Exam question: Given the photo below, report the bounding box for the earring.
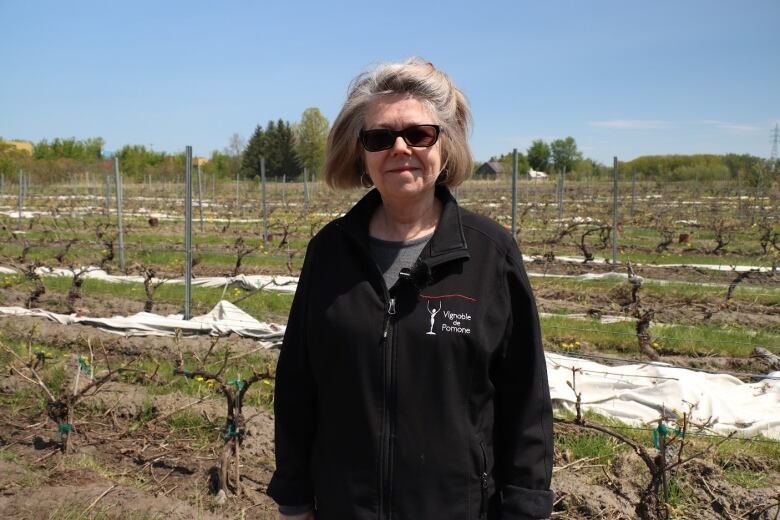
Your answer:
[361,171,374,188]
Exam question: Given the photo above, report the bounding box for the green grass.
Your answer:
[4,270,776,356]
[165,410,215,448]
[541,314,779,357]
[46,502,167,520]
[723,467,769,489]
[717,436,780,472]
[556,428,625,461]
[0,242,306,274]
[2,273,295,323]
[531,274,780,307]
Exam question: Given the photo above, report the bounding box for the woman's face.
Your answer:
[362,95,443,202]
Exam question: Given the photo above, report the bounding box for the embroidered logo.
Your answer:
[426,300,442,335]
[420,293,477,336]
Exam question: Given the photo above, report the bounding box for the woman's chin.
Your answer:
[378,181,434,200]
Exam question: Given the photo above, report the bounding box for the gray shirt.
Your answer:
[369,233,433,289]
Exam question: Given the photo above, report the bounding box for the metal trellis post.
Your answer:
[511,148,518,239]
[114,157,126,271]
[612,157,619,267]
[184,146,193,320]
[261,157,268,246]
[197,162,204,232]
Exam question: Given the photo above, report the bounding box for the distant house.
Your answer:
[474,161,505,180]
[193,157,209,167]
[528,168,548,180]
[0,140,33,155]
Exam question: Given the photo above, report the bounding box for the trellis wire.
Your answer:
[553,417,780,445]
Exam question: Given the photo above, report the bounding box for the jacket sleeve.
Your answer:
[266,236,320,508]
[493,244,554,519]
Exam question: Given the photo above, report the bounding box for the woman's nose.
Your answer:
[391,135,412,154]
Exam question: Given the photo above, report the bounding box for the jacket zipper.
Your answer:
[380,296,396,519]
[479,441,489,519]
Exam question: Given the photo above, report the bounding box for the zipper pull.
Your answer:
[481,472,489,489]
[388,298,396,315]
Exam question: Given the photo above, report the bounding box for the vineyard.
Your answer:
[1,173,779,519]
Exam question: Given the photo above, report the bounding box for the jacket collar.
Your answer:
[338,185,471,271]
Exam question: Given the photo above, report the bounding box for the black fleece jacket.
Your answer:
[267,186,554,519]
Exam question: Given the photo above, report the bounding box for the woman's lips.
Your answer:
[386,166,418,173]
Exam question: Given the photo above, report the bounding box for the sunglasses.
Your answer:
[359,124,441,152]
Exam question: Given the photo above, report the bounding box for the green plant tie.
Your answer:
[35,351,46,362]
[652,422,683,449]
[78,356,90,375]
[228,379,246,391]
[58,423,73,436]
[224,423,240,441]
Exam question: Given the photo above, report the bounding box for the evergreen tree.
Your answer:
[241,125,265,178]
[275,119,302,180]
[241,120,302,180]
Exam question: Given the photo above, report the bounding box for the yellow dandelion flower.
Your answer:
[194,375,205,382]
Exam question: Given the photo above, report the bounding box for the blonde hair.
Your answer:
[324,58,473,189]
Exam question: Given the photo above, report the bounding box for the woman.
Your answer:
[267,58,554,520]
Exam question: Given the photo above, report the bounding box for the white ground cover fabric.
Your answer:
[7,266,299,293]
[0,300,284,343]
[0,301,777,439]
[524,254,774,273]
[547,352,780,440]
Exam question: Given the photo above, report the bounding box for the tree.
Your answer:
[274,119,302,180]
[206,150,234,179]
[33,137,104,161]
[296,107,329,180]
[225,133,245,176]
[550,137,582,174]
[240,120,302,180]
[226,133,245,158]
[496,151,529,176]
[241,125,265,179]
[527,139,551,172]
[115,145,167,180]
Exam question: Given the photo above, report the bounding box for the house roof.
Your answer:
[477,161,505,174]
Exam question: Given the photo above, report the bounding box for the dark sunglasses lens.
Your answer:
[363,130,394,151]
[404,126,438,146]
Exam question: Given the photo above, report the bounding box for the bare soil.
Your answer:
[1,266,779,519]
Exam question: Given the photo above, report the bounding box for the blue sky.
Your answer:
[2,1,778,164]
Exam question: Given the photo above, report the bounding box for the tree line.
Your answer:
[0,107,330,183]
[2,125,776,185]
[484,136,775,184]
